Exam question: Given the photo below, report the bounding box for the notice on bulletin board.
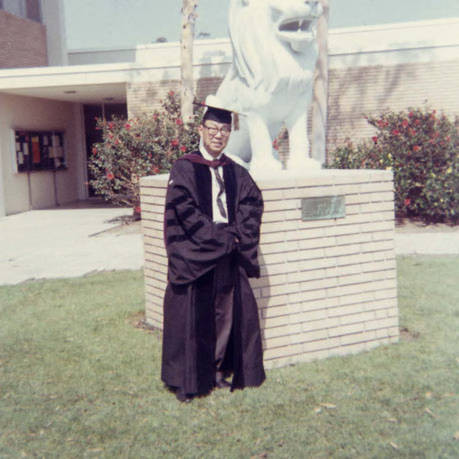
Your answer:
[31,136,41,164]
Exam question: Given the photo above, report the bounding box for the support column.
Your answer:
[0,149,6,217]
[73,103,89,200]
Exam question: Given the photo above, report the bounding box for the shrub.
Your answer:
[88,91,202,219]
[328,108,458,223]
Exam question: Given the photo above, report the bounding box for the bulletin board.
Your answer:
[14,130,66,172]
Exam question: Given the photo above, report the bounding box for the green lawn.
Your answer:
[1,256,458,458]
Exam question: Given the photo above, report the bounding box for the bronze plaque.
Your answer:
[301,196,346,221]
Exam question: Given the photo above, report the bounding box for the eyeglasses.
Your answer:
[203,124,231,137]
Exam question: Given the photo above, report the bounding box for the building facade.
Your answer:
[0,12,457,217]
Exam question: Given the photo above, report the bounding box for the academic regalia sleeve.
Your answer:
[164,161,238,285]
[235,170,264,278]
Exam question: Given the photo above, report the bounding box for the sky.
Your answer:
[63,0,459,50]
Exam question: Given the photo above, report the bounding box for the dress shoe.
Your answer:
[215,378,231,389]
[176,390,193,403]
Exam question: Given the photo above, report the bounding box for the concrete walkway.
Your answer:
[395,231,459,255]
[0,205,143,285]
[0,205,457,285]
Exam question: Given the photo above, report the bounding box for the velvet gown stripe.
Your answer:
[192,161,213,219]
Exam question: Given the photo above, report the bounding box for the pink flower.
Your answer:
[414,119,421,126]
[171,139,179,147]
[180,145,187,152]
[108,122,114,129]
[106,172,114,180]
[92,147,98,155]
[404,198,411,206]
[392,129,400,136]
[272,139,279,150]
[413,145,421,152]
[152,166,160,174]
[408,128,416,136]
[175,118,183,126]
[408,111,414,118]
[168,90,175,97]
[153,114,159,121]
[402,119,409,128]
[135,205,141,214]
[372,136,378,144]
[125,123,131,130]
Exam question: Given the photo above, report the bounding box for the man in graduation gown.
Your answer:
[161,100,266,402]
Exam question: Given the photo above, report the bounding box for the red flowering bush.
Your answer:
[329,107,458,223]
[89,92,202,219]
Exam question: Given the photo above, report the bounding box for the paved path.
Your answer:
[0,206,457,285]
[0,207,143,285]
[395,232,459,255]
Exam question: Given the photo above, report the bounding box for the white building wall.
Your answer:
[68,48,136,65]
[0,142,5,216]
[0,94,82,215]
[41,0,68,65]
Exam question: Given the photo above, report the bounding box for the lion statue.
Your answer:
[216,0,323,173]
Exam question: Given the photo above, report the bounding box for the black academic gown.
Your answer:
[161,152,266,396]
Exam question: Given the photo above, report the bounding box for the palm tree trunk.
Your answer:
[311,0,329,166]
[180,0,198,124]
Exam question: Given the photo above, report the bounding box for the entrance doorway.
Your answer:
[83,103,127,196]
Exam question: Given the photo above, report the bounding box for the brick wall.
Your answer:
[127,81,180,117]
[0,10,47,68]
[328,59,459,149]
[140,169,398,369]
[127,77,223,117]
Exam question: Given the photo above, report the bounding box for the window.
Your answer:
[26,0,41,22]
[15,130,67,172]
[1,0,42,23]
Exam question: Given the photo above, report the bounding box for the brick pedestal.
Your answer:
[140,169,399,369]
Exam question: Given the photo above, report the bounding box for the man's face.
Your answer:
[198,121,231,158]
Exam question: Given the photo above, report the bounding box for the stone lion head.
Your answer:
[228,0,323,92]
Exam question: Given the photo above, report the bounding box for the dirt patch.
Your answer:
[104,221,142,236]
[127,311,158,334]
[92,220,142,237]
[400,326,420,341]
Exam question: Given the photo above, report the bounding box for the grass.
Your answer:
[0,256,458,458]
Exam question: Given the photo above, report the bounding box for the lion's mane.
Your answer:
[218,0,319,112]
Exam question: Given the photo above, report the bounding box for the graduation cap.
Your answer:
[194,95,241,130]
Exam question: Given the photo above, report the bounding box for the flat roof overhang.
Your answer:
[0,63,136,104]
